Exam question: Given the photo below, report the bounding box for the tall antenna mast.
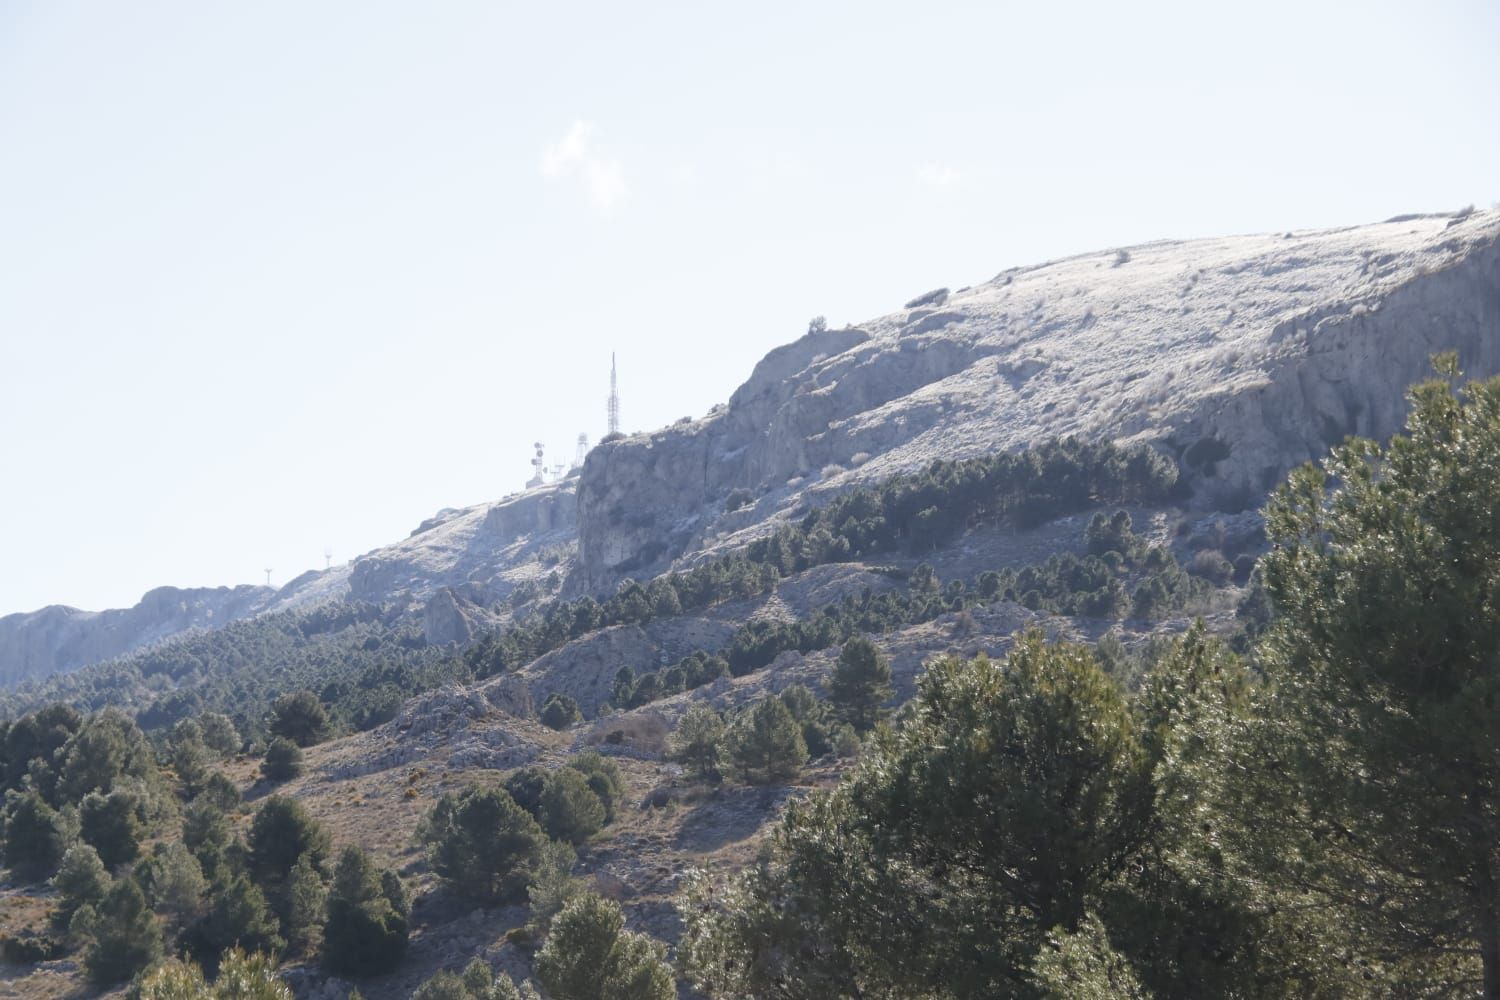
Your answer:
[607,353,620,436]
[324,547,333,571]
[527,442,546,488]
[264,568,273,587]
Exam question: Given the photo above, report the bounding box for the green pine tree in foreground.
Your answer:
[1250,354,1500,995]
[726,697,806,785]
[535,892,675,1000]
[683,358,1500,998]
[826,634,893,732]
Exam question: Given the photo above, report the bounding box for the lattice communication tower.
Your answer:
[607,353,620,435]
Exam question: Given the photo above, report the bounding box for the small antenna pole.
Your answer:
[264,568,273,587]
[607,353,620,435]
[324,547,333,571]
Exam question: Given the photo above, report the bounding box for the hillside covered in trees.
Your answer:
[2,361,1499,997]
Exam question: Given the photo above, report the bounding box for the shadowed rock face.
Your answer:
[576,210,1500,593]
[0,585,274,686]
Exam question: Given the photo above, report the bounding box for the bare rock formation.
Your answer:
[576,210,1500,593]
[0,584,273,686]
[8,209,1497,688]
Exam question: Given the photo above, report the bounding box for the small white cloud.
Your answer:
[539,120,627,213]
[917,163,961,188]
[585,158,627,211]
[540,121,594,178]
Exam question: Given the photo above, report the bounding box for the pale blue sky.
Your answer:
[1,1,1496,615]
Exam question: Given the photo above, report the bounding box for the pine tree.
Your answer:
[417,787,547,902]
[268,690,329,748]
[1,703,81,790]
[1,790,67,881]
[538,769,606,845]
[682,637,1152,998]
[1110,624,1354,997]
[133,955,211,998]
[1258,358,1500,995]
[284,855,326,953]
[57,708,154,801]
[611,667,636,709]
[536,893,619,999]
[726,697,807,785]
[826,635,893,731]
[668,704,725,780]
[136,949,293,998]
[413,966,538,999]
[138,840,208,928]
[183,800,232,881]
[1031,914,1149,1000]
[214,948,295,999]
[566,752,623,823]
[182,874,284,975]
[462,958,497,996]
[540,693,582,730]
[535,893,675,1000]
[199,712,242,757]
[79,787,145,868]
[527,839,581,931]
[173,731,213,797]
[247,796,330,892]
[322,846,408,976]
[503,766,549,817]
[82,878,163,985]
[198,770,242,812]
[909,563,940,594]
[52,843,110,930]
[262,737,304,782]
[600,931,677,999]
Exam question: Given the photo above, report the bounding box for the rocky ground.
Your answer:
[6,210,1494,695]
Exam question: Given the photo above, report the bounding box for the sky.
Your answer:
[1,1,1497,615]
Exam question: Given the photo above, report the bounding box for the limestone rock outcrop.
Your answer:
[7,209,1497,688]
[576,209,1500,593]
[344,479,578,609]
[0,585,273,687]
[422,587,487,646]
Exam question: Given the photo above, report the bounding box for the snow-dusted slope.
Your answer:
[0,479,579,686]
[5,208,1496,687]
[268,477,578,617]
[576,209,1500,590]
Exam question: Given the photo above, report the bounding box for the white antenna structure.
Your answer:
[264,568,273,587]
[527,442,546,488]
[607,353,620,435]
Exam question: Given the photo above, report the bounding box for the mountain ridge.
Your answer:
[573,206,1500,589]
[3,206,1496,689]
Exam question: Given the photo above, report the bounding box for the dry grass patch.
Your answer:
[585,712,669,755]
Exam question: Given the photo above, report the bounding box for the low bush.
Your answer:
[540,693,582,730]
[261,738,303,782]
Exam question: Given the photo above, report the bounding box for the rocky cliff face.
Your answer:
[7,209,1496,688]
[575,209,1500,593]
[0,585,274,687]
[341,478,578,610]
[0,480,580,687]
